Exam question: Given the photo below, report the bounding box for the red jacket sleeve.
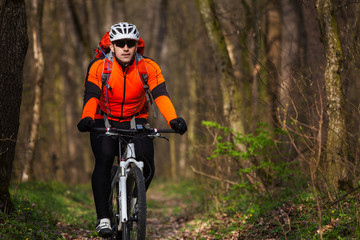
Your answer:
[81,59,103,120]
[145,59,177,125]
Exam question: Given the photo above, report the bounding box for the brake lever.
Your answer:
[105,131,118,137]
[148,132,169,141]
[97,133,107,139]
[96,129,117,139]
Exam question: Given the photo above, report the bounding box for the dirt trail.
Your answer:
[146,186,192,239]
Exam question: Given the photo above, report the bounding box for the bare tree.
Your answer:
[316,0,348,191]
[264,0,281,126]
[64,0,92,61]
[336,0,360,190]
[279,0,302,111]
[0,0,28,213]
[59,0,89,184]
[108,0,127,26]
[22,0,45,182]
[195,0,235,126]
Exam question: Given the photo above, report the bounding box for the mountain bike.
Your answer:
[92,123,174,240]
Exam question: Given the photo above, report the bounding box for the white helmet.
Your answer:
[109,22,139,41]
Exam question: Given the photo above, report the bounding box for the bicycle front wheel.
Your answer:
[122,166,146,240]
[109,166,121,239]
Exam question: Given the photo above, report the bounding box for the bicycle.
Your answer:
[92,123,175,240]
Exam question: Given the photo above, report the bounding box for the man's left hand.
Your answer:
[170,117,187,135]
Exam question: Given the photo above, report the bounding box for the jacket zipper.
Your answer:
[120,68,128,119]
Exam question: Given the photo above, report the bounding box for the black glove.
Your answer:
[77,117,95,132]
[169,117,187,135]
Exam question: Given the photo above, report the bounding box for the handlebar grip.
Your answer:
[90,127,108,132]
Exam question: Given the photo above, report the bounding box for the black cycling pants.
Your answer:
[90,118,154,219]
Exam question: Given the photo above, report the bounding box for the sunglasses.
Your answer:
[114,39,137,48]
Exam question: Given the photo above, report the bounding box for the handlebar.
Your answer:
[90,126,176,135]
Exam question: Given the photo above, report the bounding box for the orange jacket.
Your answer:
[81,55,177,125]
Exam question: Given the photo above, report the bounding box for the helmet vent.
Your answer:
[116,28,123,34]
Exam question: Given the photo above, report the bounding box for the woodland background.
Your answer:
[1,0,360,220]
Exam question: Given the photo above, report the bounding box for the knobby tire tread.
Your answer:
[109,166,122,240]
[124,166,146,240]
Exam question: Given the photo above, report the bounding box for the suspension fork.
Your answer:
[118,142,144,223]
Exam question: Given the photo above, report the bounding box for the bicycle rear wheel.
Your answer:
[122,166,146,240]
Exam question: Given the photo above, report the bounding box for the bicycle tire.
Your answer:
[122,166,147,240]
[109,166,122,240]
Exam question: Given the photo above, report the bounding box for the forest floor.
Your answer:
[5,180,237,240]
[5,180,360,239]
[57,182,360,240]
[58,182,207,240]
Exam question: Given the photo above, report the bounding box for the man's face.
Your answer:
[110,39,138,64]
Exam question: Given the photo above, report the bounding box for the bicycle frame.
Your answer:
[110,141,144,230]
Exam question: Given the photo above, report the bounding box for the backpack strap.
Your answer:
[101,53,113,127]
[136,53,157,118]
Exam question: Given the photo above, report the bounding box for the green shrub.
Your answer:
[202,121,303,212]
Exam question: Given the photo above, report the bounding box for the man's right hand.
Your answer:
[77,117,95,132]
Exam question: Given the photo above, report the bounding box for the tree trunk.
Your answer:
[89,0,103,38]
[61,0,90,184]
[216,1,246,134]
[264,0,281,126]
[195,0,238,191]
[154,0,168,59]
[102,0,127,34]
[109,0,126,26]
[0,0,28,213]
[22,0,44,182]
[277,0,304,162]
[64,0,92,60]
[315,0,347,191]
[195,0,235,126]
[301,0,327,180]
[148,0,176,180]
[279,0,301,111]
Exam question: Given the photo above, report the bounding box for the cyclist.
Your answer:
[77,22,187,238]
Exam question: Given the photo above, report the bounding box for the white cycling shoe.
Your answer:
[96,218,112,238]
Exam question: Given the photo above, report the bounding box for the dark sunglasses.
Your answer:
[114,39,137,48]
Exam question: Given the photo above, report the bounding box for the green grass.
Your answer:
[150,178,206,210]
[0,181,96,239]
[146,178,206,220]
